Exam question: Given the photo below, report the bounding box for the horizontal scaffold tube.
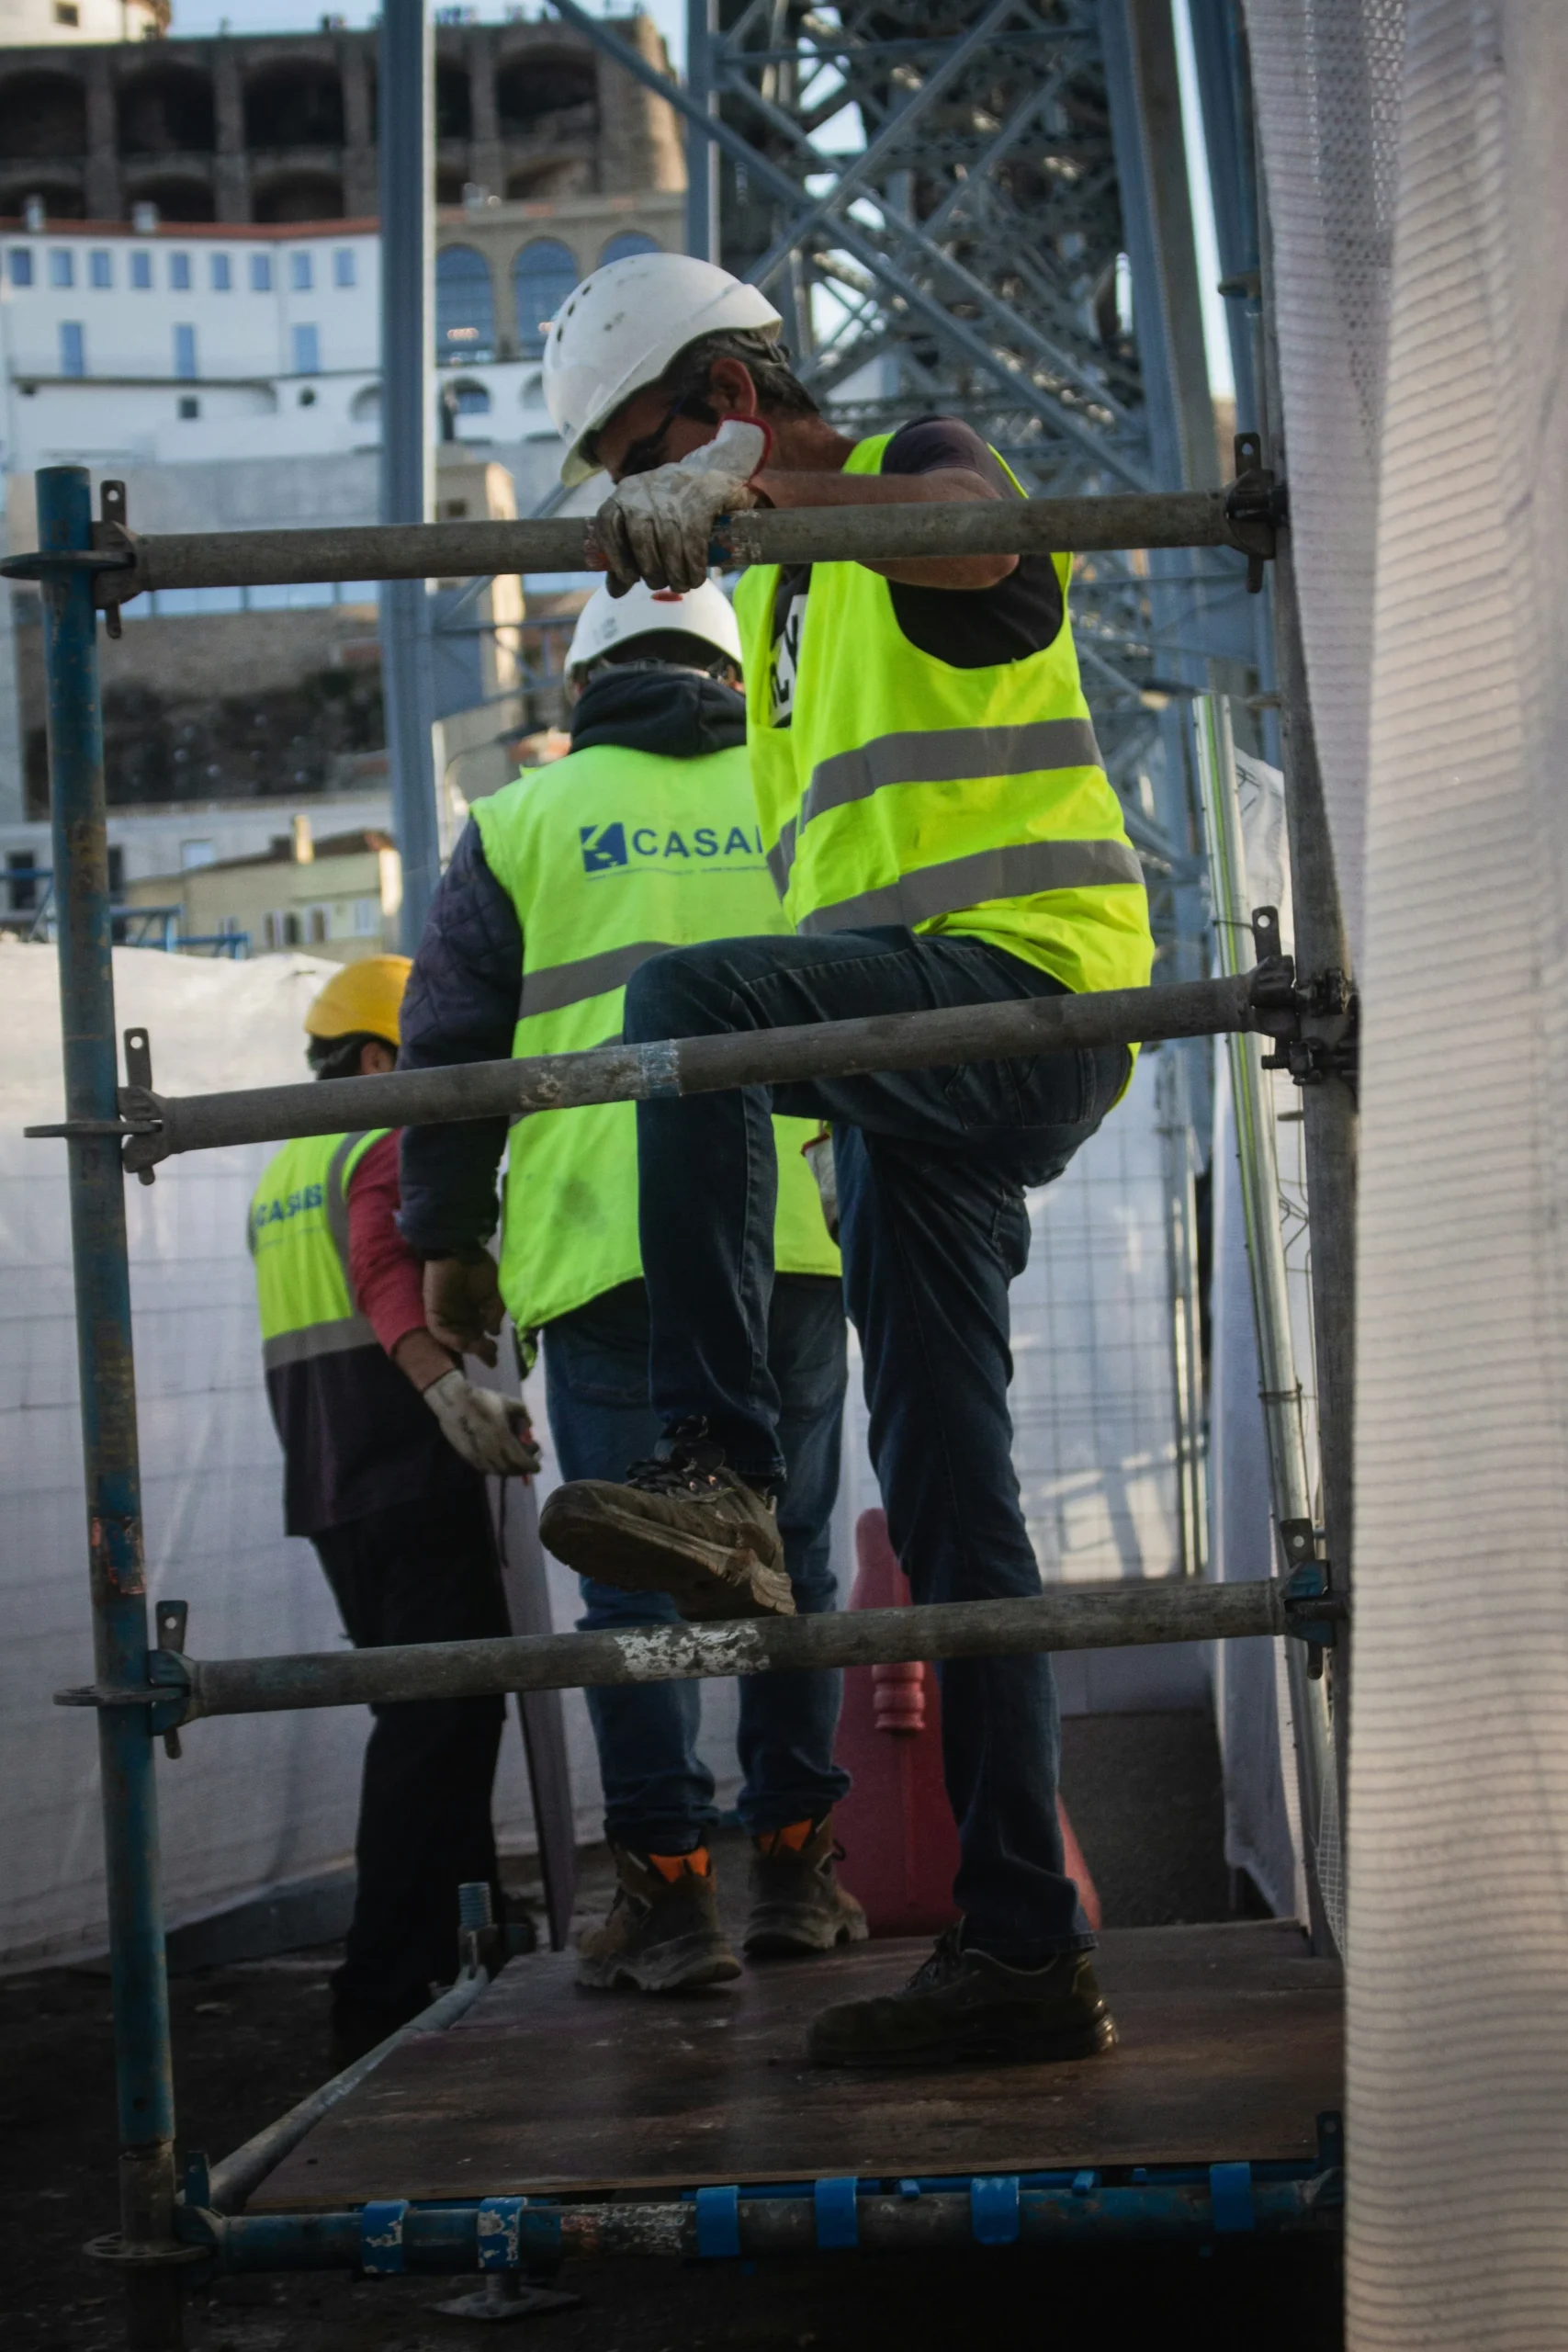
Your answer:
[147,1580,1288,1725]
[206,1967,489,2215]
[197,2178,1332,2269]
[115,969,1264,1170]
[3,489,1258,601]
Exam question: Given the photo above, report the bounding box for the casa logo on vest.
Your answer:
[579,820,765,875]
[251,1182,324,1236]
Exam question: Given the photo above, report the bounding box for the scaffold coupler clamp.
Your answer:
[1279,1519,1344,1677]
[1224,433,1288,593]
[0,476,139,637]
[1247,906,1359,1098]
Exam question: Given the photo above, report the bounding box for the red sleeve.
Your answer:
[345,1131,429,1358]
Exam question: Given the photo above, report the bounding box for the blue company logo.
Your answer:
[251,1182,324,1234]
[579,820,764,875]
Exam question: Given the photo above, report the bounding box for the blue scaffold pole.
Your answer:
[39,467,182,2349]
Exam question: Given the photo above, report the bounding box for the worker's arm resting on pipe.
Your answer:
[395,819,527,1365]
[592,356,1018,595]
[351,1125,539,1477]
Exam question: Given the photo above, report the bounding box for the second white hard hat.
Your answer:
[542,251,783,488]
[566,579,743,676]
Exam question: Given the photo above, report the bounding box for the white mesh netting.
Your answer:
[1249,0,1568,2340]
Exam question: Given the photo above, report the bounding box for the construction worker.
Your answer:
[397,579,864,1993]
[248,956,539,2053]
[521,252,1156,2068]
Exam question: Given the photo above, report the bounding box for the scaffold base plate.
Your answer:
[250,1921,1341,2211]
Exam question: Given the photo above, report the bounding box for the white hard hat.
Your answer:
[566,579,743,676]
[542,252,783,488]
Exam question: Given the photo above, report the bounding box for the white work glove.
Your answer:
[592,418,770,594]
[423,1369,542,1478]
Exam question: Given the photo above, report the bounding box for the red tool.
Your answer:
[833,1509,1100,1937]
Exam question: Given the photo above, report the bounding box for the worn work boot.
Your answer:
[805,1926,1117,2068]
[539,1436,794,1622]
[577,1845,742,1994]
[744,1815,869,1959]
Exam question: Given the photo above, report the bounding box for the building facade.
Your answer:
[0,16,682,226]
[0,190,682,474]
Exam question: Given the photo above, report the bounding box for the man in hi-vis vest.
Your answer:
[397,582,864,1994]
[249,957,538,2052]
[512,254,1157,2069]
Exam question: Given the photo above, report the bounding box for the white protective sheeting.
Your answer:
[1246,0,1407,970]
[1348,6,1568,2341]
[1249,0,1568,2339]
[0,941,603,1970]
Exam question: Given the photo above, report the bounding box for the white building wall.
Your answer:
[0,0,160,47]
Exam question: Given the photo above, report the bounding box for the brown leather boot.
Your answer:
[576,1844,742,1993]
[743,1815,869,1959]
[540,1439,793,1622]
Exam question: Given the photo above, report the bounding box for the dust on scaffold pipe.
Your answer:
[101,967,1264,1171]
[55,1579,1297,1728]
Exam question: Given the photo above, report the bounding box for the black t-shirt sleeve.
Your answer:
[877,415,1065,669]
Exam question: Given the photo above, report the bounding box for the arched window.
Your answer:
[448,379,491,415]
[598,231,658,267]
[435,244,494,363]
[512,237,576,361]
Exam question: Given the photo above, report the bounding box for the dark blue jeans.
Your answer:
[623,927,1131,1961]
[542,1275,851,1855]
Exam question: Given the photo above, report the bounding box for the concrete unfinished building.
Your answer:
[0,15,682,225]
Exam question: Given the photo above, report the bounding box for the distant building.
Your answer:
[0,0,165,54]
[0,14,676,933]
[0,17,680,224]
[119,816,403,963]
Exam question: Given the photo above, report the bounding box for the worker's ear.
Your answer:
[359,1038,397,1077]
[705,357,760,421]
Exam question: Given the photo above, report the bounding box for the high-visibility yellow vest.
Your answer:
[473,740,841,1335]
[248,1129,387,1368]
[733,432,1155,1000]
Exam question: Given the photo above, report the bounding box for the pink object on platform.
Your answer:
[832,1509,1101,1938]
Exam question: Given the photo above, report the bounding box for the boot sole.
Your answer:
[577,1938,743,1995]
[744,1910,872,1959]
[540,1492,794,1622]
[807,2009,1118,2070]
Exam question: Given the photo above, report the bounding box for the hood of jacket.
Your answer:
[568,664,748,760]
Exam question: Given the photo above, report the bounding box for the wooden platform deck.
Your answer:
[252,1921,1342,2211]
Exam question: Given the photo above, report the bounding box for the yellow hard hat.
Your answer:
[303,955,412,1046]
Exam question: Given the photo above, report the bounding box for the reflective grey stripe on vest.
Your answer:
[324,1131,372,1270]
[796,837,1145,936]
[519,940,682,1020]
[263,1313,378,1371]
[769,718,1105,891]
[766,819,796,897]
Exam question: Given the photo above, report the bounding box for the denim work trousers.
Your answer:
[623,927,1131,1961]
[542,1274,851,1855]
[314,1481,508,2016]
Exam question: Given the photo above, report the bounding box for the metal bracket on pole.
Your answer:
[1224,433,1288,593]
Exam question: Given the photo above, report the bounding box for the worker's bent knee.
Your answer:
[624,937,771,1045]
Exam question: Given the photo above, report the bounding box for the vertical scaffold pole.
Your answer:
[40,467,181,2348]
[1255,171,1356,1888]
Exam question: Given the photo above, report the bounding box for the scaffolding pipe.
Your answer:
[57,1577,1307,1726]
[39,466,182,2350]
[194,2178,1333,2268]
[206,1967,489,2215]
[1195,694,1335,1954]
[99,968,1269,1171]
[2,489,1271,606]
